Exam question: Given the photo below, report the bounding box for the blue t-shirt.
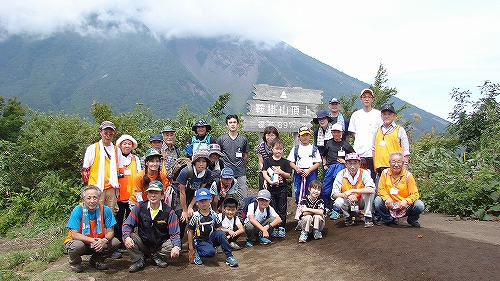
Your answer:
[66,204,116,231]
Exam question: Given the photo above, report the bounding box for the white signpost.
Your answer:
[241,84,323,133]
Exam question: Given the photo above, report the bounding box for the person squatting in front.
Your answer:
[331,153,376,228]
[187,188,239,267]
[244,189,282,247]
[64,185,120,273]
[296,180,326,243]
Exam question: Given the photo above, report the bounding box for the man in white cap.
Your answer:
[81,121,119,213]
[331,153,376,228]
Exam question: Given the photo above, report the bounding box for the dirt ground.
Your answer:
[29,202,500,281]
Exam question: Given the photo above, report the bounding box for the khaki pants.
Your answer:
[65,238,120,265]
[298,214,325,233]
[100,188,118,214]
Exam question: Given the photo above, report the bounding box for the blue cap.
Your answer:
[220,167,234,179]
[195,188,212,201]
[329,97,340,104]
[149,134,163,142]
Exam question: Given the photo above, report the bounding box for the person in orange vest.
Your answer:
[64,185,120,273]
[131,148,169,209]
[375,152,424,227]
[373,104,410,176]
[114,134,141,255]
[331,153,376,228]
[81,121,119,214]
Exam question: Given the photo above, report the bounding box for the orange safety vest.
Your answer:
[340,168,366,200]
[64,203,105,245]
[130,170,169,205]
[88,143,114,190]
[374,125,403,170]
[118,154,138,202]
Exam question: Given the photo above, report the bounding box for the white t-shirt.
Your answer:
[217,213,242,230]
[348,109,382,157]
[287,144,321,169]
[244,202,279,224]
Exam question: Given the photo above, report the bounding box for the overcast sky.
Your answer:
[1,0,498,119]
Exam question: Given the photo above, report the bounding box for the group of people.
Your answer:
[64,89,424,273]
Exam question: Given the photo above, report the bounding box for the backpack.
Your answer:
[168,157,192,181]
[241,196,270,221]
[293,144,319,162]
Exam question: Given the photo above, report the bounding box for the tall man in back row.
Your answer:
[348,89,383,181]
[217,114,250,217]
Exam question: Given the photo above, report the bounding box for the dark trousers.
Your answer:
[269,186,287,227]
[114,201,131,243]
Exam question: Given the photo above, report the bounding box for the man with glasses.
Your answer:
[375,152,424,227]
[331,153,376,228]
[347,89,383,181]
[82,121,120,213]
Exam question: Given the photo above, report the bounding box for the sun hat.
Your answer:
[162,125,176,132]
[390,202,407,218]
[192,119,212,132]
[208,143,224,156]
[312,110,332,124]
[345,153,361,161]
[191,149,210,163]
[115,134,138,150]
[144,148,162,159]
[99,121,116,131]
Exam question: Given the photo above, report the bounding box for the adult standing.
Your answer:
[375,152,424,227]
[140,134,164,170]
[328,97,350,141]
[373,104,410,176]
[114,134,141,255]
[81,121,119,214]
[183,119,217,158]
[161,125,181,174]
[255,126,279,190]
[217,114,250,217]
[348,89,383,181]
[313,110,333,157]
[64,185,120,273]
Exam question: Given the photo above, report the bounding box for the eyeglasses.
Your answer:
[390,161,403,165]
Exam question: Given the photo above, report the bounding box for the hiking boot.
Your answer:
[152,253,168,268]
[259,237,272,245]
[194,253,203,265]
[298,231,308,243]
[70,263,84,273]
[111,251,123,259]
[407,219,421,228]
[128,257,145,273]
[313,230,323,240]
[245,241,254,247]
[230,242,241,250]
[344,218,355,226]
[89,257,108,270]
[294,224,302,231]
[364,221,374,228]
[215,245,223,253]
[329,210,340,220]
[226,256,239,267]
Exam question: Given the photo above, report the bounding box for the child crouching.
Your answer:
[297,180,325,242]
[187,188,238,267]
[244,189,282,247]
[217,197,244,250]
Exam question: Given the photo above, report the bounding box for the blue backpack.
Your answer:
[241,196,270,220]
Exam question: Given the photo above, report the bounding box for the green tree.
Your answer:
[207,92,231,120]
[0,96,26,142]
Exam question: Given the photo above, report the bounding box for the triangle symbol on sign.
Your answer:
[280,91,287,99]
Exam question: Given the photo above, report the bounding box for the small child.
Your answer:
[262,138,292,235]
[244,189,283,247]
[217,197,244,250]
[187,188,238,267]
[210,167,238,213]
[297,180,326,243]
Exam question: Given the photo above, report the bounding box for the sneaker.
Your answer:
[313,230,323,240]
[270,227,280,237]
[298,231,308,243]
[111,251,123,259]
[226,256,239,267]
[128,257,145,273]
[193,253,203,265]
[89,257,108,270]
[407,219,421,228]
[294,224,302,231]
[364,221,374,228]
[245,241,254,247]
[117,246,128,254]
[230,242,241,250]
[259,237,272,245]
[329,210,340,220]
[215,245,223,253]
[152,253,168,268]
[70,263,84,273]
